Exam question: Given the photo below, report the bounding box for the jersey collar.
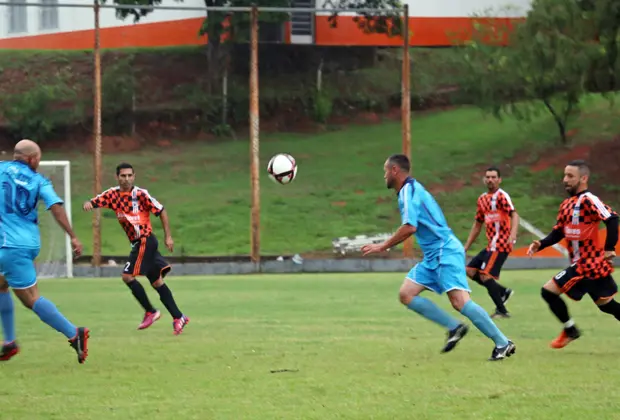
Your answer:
[396,177,415,195]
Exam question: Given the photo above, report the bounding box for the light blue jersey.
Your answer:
[0,160,63,250]
[398,178,470,294]
[398,178,462,260]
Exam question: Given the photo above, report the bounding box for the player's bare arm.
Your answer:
[49,204,83,257]
[83,201,94,211]
[463,221,482,252]
[159,209,174,252]
[361,223,416,255]
[509,211,519,244]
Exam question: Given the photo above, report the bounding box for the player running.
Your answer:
[0,139,89,363]
[528,160,620,349]
[362,154,516,361]
[463,166,518,319]
[83,162,189,335]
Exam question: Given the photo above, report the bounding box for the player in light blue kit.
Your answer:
[0,139,89,364]
[362,154,515,361]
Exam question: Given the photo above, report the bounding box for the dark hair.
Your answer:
[566,159,590,176]
[116,162,134,176]
[485,166,501,178]
[387,154,411,172]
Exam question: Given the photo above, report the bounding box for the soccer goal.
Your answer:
[38,161,73,279]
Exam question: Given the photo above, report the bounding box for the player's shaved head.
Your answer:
[384,154,410,190]
[567,159,590,177]
[13,139,42,170]
[387,154,411,173]
[14,139,40,159]
[564,160,590,196]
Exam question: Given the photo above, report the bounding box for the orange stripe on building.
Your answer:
[0,16,522,50]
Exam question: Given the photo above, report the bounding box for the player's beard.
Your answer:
[565,184,577,196]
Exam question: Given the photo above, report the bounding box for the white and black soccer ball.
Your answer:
[267,153,297,185]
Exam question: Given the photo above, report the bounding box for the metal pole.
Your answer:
[92,0,103,267]
[401,4,413,259]
[0,2,397,13]
[249,4,261,265]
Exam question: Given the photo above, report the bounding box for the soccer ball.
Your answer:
[267,153,297,185]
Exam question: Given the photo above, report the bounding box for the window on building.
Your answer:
[8,0,28,34]
[40,0,58,30]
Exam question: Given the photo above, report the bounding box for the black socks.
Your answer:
[127,280,156,313]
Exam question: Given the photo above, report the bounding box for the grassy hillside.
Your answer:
[39,95,620,257]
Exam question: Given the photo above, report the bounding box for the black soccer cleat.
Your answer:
[441,324,468,353]
[502,288,514,304]
[488,340,516,361]
[68,327,90,364]
[0,341,19,362]
[491,309,511,319]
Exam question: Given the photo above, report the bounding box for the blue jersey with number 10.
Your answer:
[0,160,63,250]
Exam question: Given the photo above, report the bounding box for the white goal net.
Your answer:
[37,161,73,278]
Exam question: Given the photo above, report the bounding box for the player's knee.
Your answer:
[448,292,469,311]
[541,287,559,303]
[121,274,134,284]
[597,298,618,313]
[13,287,39,309]
[150,278,164,288]
[465,267,477,279]
[398,288,412,306]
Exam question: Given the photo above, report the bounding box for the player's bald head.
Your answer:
[14,139,41,159]
[13,139,42,170]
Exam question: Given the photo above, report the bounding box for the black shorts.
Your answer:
[552,264,618,302]
[467,249,509,279]
[123,235,171,282]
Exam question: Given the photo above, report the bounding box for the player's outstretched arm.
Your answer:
[83,190,112,212]
[159,209,174,252]
[49,204,83,257]
[528,228,564,257]
[463,221,482,252]
[361,224,416,255]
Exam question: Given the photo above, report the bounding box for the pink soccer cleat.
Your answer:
[172,315,190,335]
[0,341,19,362]
[137,311,161,330]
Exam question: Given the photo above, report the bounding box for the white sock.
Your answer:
[564,319,575,328]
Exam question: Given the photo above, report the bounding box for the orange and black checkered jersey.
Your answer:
[554,191,617,278]
[90,186,164,242]
[475,189,516,253]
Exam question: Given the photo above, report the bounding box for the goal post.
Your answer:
[38,160,73,279]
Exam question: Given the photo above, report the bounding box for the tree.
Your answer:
[578,0,620,91]
[456,0,604,145]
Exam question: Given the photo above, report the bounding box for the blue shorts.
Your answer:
[406,249,471,295]
[0,247,39,289]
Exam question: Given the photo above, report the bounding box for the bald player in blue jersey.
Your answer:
[362,154,515,361]
[0,139,89,364]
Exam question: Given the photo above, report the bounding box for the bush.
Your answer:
[3,82,82,142]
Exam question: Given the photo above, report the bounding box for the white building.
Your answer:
[0,0,531,48]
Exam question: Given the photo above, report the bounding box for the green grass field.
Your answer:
[38,95,620,257]
[2,271,620,419]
